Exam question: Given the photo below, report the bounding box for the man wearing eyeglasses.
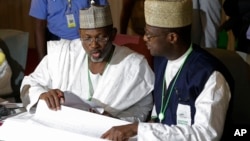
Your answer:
[101,0,234,140]
[29,0,109,61]
[20,1,154,123]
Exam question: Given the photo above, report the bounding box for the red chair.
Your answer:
[113,34,153,68]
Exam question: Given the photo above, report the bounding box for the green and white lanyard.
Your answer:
[87,51,114,101]
[158,46,193,123]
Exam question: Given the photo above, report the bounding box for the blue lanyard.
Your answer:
[66,0,72,13]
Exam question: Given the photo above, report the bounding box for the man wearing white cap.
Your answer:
[101,0,233,140]
[20,1,154,123]
[29,0,109,61]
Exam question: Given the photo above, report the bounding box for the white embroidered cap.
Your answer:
[79,0,113,29]
[144,0,192,28]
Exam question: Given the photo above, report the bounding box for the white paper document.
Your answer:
[62,91,104,113]
[0,100,137,141]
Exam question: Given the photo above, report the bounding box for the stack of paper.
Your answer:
[0,100,137,141]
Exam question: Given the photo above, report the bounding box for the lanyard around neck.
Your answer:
[158,46,193,123]
[87,60,109,101]
[67,0,72,9]
[87,50,114,101]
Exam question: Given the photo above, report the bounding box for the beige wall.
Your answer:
[108,0,122,33]
[0,0,35,48]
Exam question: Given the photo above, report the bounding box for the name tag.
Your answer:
[177,104,191,126]
[66,14,76,28]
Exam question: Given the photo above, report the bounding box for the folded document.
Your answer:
[0,100,136,141]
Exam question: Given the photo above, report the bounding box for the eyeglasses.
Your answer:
[144,33,165,41]
[80,36,109,44]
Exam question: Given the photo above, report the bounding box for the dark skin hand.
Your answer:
[39,89,65,111]
[101,123,138,141]
[40,89,113,116]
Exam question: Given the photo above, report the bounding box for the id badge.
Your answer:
[177,104,191,126]
[66,13,76,28]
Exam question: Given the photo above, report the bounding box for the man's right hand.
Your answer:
[39,89,65,111]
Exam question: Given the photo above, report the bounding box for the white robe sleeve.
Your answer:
[92,48,155,122]
[114,58,154,122]
[20,56,51,112]
[137,71,231,141]
[118,94,153,122]
[20,39,83,112]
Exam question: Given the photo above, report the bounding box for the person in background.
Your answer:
[120,0,223,48]
[21,1,154,123]
[222,0,250,53]
[192,0,223,48]
[29,0,108,61]
[101,0,234,140]
[120,0,145,36]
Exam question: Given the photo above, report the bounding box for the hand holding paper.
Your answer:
[62,91,104,113]
[39,89,65,111]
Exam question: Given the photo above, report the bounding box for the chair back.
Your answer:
[205,48,250,140]
[0,29,29,102]
[113,34,153,68]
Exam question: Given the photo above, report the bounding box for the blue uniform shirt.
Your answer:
[29,0,108,40]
